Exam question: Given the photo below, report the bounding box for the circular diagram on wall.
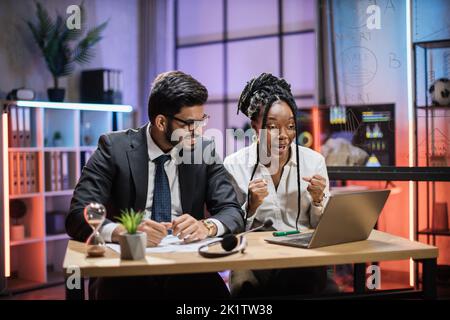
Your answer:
[340,46,378,87]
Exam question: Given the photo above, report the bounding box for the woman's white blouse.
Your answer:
[223,143,330,231]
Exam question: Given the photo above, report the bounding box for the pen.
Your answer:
[272,230,301,237]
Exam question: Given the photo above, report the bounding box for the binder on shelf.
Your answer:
[103,70,108,92]
[8,152,12,194]
[15,152,20,194]
[17,107,24,147]
[107,70,112,92]
[9,152,15,194]
[13,152,19,195]
[22,152,28,194]
[61,152,69,190]
[52,152,57,191]
[81,69,122,104]
[29,152,37,193]
[51,152,57,191]
[25,153,31,193]
[45,152,54,192]
[55,152,62,191]
[18,152,25,194]
[108,70,112,92]
[9,106,18,147]
[23,108,31,147]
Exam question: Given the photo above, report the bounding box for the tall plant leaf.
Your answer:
[25,1,108,86]
[73,20,108,64]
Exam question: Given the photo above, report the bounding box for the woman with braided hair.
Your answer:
[224,73,336,297]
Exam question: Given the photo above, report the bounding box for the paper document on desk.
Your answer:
[107,235,221,254]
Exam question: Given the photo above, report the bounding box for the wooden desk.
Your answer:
[63,230,438,300]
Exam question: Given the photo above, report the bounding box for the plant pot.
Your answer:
[119,232,147,260]
[47,88,65,102]
[53,137,63,147]
[10,225,25,241]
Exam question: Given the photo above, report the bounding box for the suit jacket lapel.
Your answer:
[126,125,149,211]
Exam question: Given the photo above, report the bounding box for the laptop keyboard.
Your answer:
[284,233,313,246]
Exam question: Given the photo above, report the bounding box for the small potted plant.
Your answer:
[117,209,147,260]
[52,131,63,147]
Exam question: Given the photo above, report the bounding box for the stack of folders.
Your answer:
[9,152,39,195]
[9,106,32,147]
[45,152,71,192]
[103,69,123,104]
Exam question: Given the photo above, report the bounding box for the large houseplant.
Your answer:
[117,209,147,260]
[26,1,108,102]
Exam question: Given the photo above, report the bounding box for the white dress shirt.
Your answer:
[100,125,225,242]
[223,142,330,231]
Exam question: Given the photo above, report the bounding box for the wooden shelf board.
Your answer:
[8,147,41,152]
[45,234,70,242]
[414,39,450,49]
[43,147,78,152]
[10,237,44,247]
[9,192,42,199]
[6,278,47,294]
[416,105,450,110]
[44,190,74,197]
[418,229,450,236]
[327,166,450,181]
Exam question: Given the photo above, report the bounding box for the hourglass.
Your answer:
[84,203,107,257]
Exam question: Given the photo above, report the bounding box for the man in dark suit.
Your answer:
[66,71,244,299]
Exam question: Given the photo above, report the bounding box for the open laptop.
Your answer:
[265,189,390,249]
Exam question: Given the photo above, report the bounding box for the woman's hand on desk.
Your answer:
[137,220,170,247]
[172,214,209,243]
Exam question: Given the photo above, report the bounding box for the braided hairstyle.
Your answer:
[237,73,302,230]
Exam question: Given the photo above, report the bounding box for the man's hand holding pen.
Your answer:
[172,214,211,243]
[137,220,171,247]
[136,214,210,246]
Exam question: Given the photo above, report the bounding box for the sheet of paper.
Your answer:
[107,235,221,254]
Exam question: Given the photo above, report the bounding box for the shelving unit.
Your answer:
[327,166,450,182]
[0,100,132,293]
[418,229,450,236]
[413,39,450,285]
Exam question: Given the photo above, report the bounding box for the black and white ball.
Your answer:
[429,78,450,107]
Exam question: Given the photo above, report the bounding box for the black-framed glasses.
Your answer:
[167,114,210,130]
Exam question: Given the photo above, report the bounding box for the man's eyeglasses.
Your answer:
[167,114,209,130]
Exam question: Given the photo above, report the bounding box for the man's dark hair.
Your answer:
[148,71,208,122]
